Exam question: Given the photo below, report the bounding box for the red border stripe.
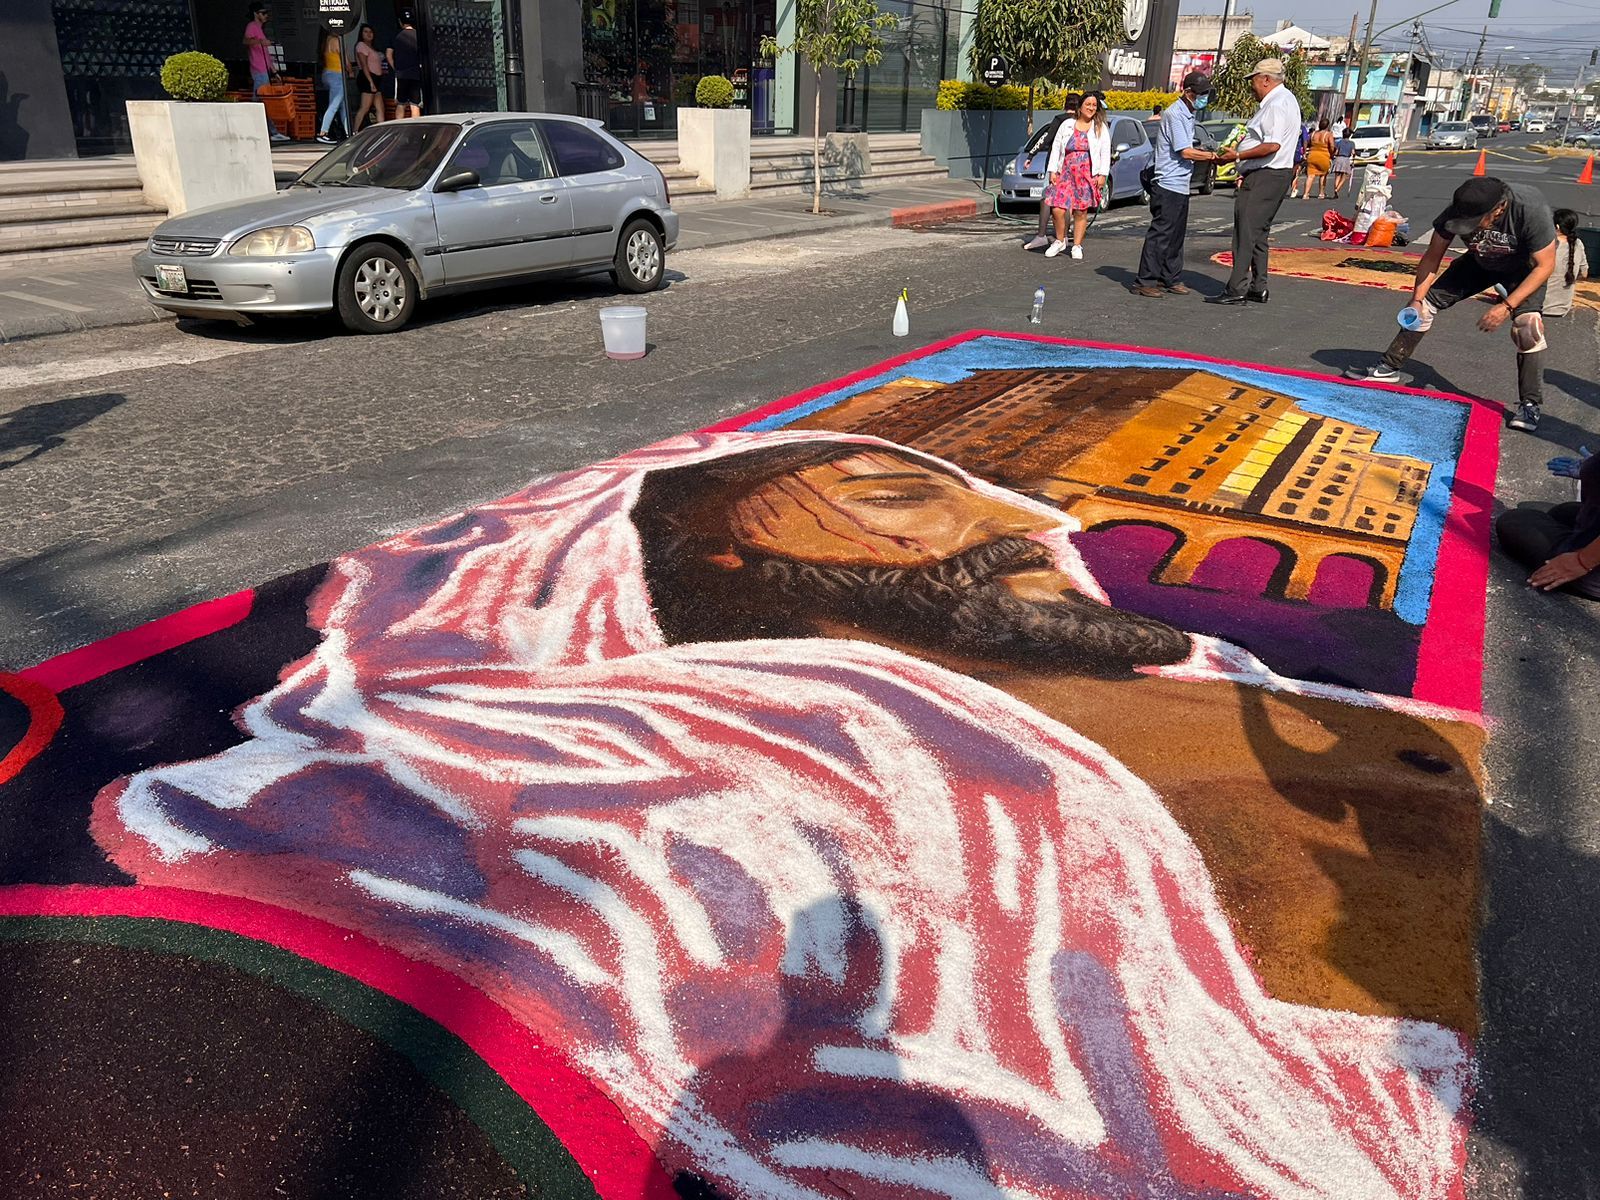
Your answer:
[20,590,256,692]
[0,885,676,1200]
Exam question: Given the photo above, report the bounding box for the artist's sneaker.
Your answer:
[1045,239,1067,258]
[1343,362,1400,383]
[1507,402,1541,431]
[1070,245,1084,260]
[1023,235,1050,251]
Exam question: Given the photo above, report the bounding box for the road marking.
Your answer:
[32,276,80,288]
[0,290,93,314]
[0,339,274,393]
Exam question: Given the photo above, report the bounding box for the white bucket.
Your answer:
[599,305,647,360]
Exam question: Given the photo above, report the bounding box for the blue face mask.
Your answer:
[1195,94,1210,111]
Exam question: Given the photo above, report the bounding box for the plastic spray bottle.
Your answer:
[1030,286,1045,324]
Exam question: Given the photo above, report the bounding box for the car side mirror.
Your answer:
[1114,142,1131,154]
[436,170,480,193]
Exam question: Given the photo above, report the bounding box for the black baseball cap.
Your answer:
[1439,177,1509,236]
[1182,71,1215,95]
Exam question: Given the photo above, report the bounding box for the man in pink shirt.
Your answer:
[244,3,290,142]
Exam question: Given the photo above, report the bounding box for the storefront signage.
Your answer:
[1123,0,1149,42]
[308,0,358,31]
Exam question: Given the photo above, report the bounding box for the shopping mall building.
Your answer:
[1,0,1176,160]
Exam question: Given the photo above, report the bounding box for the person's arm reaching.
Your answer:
[1409,234,1453,309]
[1479,239,1557,332]
[1529,531,1600,589]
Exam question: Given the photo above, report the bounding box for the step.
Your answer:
[0,240,149,269]
[0,214,160,254]
[0,169,142,198]
[0,196,162,226]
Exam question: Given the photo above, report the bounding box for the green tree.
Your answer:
[761,0,898,214]
[968,0,1126,133]
[1213,33,1313,118]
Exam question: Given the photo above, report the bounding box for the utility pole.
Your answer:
[1487,52,1504,119]
[1351,0,1383,126]
[1213,0,1236,77]
[1341,12,1359,124]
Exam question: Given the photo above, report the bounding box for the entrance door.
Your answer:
[431,120,574,284]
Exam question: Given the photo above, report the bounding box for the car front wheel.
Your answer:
[336,241,417,334]
[613,218,664,293]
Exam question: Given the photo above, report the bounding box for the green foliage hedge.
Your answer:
[161,51,229,103]
[936,80,1179,112]
[695,74,734,108]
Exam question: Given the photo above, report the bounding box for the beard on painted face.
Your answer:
[744,535,1194,676]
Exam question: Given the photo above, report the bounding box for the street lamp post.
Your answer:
[1353,0,1471,126]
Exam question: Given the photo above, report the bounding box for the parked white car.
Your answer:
[1525,118,1549,134]
[1349,125,1396,163]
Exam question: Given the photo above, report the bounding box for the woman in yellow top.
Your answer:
[1295,118,1336,201]
[317,28,345,144]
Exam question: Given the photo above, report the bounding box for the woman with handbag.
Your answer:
[351,23,386,130]
[1044,90,1111,260]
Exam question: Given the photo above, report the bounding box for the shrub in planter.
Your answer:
[161,51,230,103]
[695,75,734,108]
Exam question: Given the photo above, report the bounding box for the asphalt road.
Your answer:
[1,143,1598,1198]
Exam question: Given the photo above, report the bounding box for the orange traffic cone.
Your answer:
[1384,149,1396,172]
[1472,149,1487,177]
[1580,154,1595,186]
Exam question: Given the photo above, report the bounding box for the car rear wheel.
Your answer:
[336,241,417,334]
[613,219,664,293]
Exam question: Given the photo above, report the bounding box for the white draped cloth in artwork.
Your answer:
[93,429,1470,1200]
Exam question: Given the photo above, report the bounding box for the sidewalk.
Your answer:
[0,179,981,344]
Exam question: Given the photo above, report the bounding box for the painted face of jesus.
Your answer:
[700,450,1193,673]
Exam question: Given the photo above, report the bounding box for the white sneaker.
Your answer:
[1070,245,1084,260]
[270,131,291,142]
[1044,239,1067,258]
[1023,235,1050,251]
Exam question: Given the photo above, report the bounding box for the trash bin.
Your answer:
[573,81,608,124]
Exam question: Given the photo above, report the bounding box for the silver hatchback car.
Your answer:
[133,113,679,333]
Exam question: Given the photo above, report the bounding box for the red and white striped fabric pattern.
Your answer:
[93,431,1471,1199]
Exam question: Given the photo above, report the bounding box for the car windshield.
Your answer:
[300,122,462,190]
[1437,123,1470,132]
[1354,127,1390,139]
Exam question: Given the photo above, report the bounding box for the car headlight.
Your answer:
[229,225,314,256]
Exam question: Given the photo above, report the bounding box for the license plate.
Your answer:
[1028,186,1043,198]
[155,264,187,293]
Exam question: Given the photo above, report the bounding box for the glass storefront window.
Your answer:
[582,0,786,138]
[838,0,955,134]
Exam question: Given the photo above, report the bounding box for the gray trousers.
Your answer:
[1226,167,1295,296]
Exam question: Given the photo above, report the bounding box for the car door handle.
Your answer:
[540,194,560,204]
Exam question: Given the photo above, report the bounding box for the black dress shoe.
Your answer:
[1246,288,1269,303]
[1206,291,1250,305]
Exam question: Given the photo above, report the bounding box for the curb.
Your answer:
[891,198,981,227]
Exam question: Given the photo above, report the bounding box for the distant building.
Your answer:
[792,367,1431,610]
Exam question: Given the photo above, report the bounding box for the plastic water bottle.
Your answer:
[1029,286,1045,325]
[892,288,909,337]
[1397,305,1423,330]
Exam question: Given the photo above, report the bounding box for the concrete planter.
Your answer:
[126,100,276,216]
[677,107,751,200]
[919,108,1065,180]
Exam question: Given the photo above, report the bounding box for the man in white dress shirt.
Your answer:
[1209,58,1303,305]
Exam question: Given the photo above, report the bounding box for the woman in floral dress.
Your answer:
[1045,90,1112,259]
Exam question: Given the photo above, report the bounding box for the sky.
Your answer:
[1198,0,1600,76]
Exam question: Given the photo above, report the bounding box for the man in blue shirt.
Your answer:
[1133,72,1219,297]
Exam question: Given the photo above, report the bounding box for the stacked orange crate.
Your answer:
[287,77,317,142]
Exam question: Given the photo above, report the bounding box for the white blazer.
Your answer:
[1047,119,1113,178]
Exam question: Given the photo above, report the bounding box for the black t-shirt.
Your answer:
[1434,182,1556,272]
[1559,453,1600,558]
[391,27,421,79]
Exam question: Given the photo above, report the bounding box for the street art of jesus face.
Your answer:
[636,445,1197,676]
